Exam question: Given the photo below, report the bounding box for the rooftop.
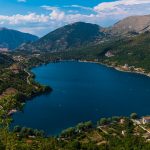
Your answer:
[143,116,150,120]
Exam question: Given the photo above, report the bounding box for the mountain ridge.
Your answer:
[17,14,150,53]
[31,22,105,52]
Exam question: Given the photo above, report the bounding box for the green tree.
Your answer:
[99,118,108,126]
[130,113,138,119]
[61,127,75,138]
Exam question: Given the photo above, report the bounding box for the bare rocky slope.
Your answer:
[108,15,150,35]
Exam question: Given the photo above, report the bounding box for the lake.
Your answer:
[12,61,150,135]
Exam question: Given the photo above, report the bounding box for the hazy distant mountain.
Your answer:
[0,28,38,50]
[20,22,106,52]
[108,15,150,35]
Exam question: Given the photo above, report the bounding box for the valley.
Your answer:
[1,14,150,149]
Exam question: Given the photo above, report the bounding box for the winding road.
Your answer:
[24,69,31,85]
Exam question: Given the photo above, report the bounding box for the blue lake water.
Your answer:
[12,61,150,135]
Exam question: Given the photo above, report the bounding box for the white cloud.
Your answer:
[64,5,93,11]
[17,0,26,2]
[0,13,49,25]
[41,6,59,11]
[41,5,65,20]
[94,0,150,16]
[94,0,150,11]
[1,0,150,36]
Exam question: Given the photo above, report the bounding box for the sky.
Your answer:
[0,0,150,36]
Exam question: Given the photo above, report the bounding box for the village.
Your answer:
[95,114,150,143]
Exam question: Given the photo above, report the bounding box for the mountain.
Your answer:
[36,30,150,72]
[109,15,150,35]
[19,22,106,52]
[19,15,150,53]
[0,28,38,50]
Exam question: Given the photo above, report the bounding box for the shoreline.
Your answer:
[32,58,150,79]
[10,59,150,135]
[10,59,150,116]
[78,60,150,78]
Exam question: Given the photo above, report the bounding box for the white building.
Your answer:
[142,116,150,124]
